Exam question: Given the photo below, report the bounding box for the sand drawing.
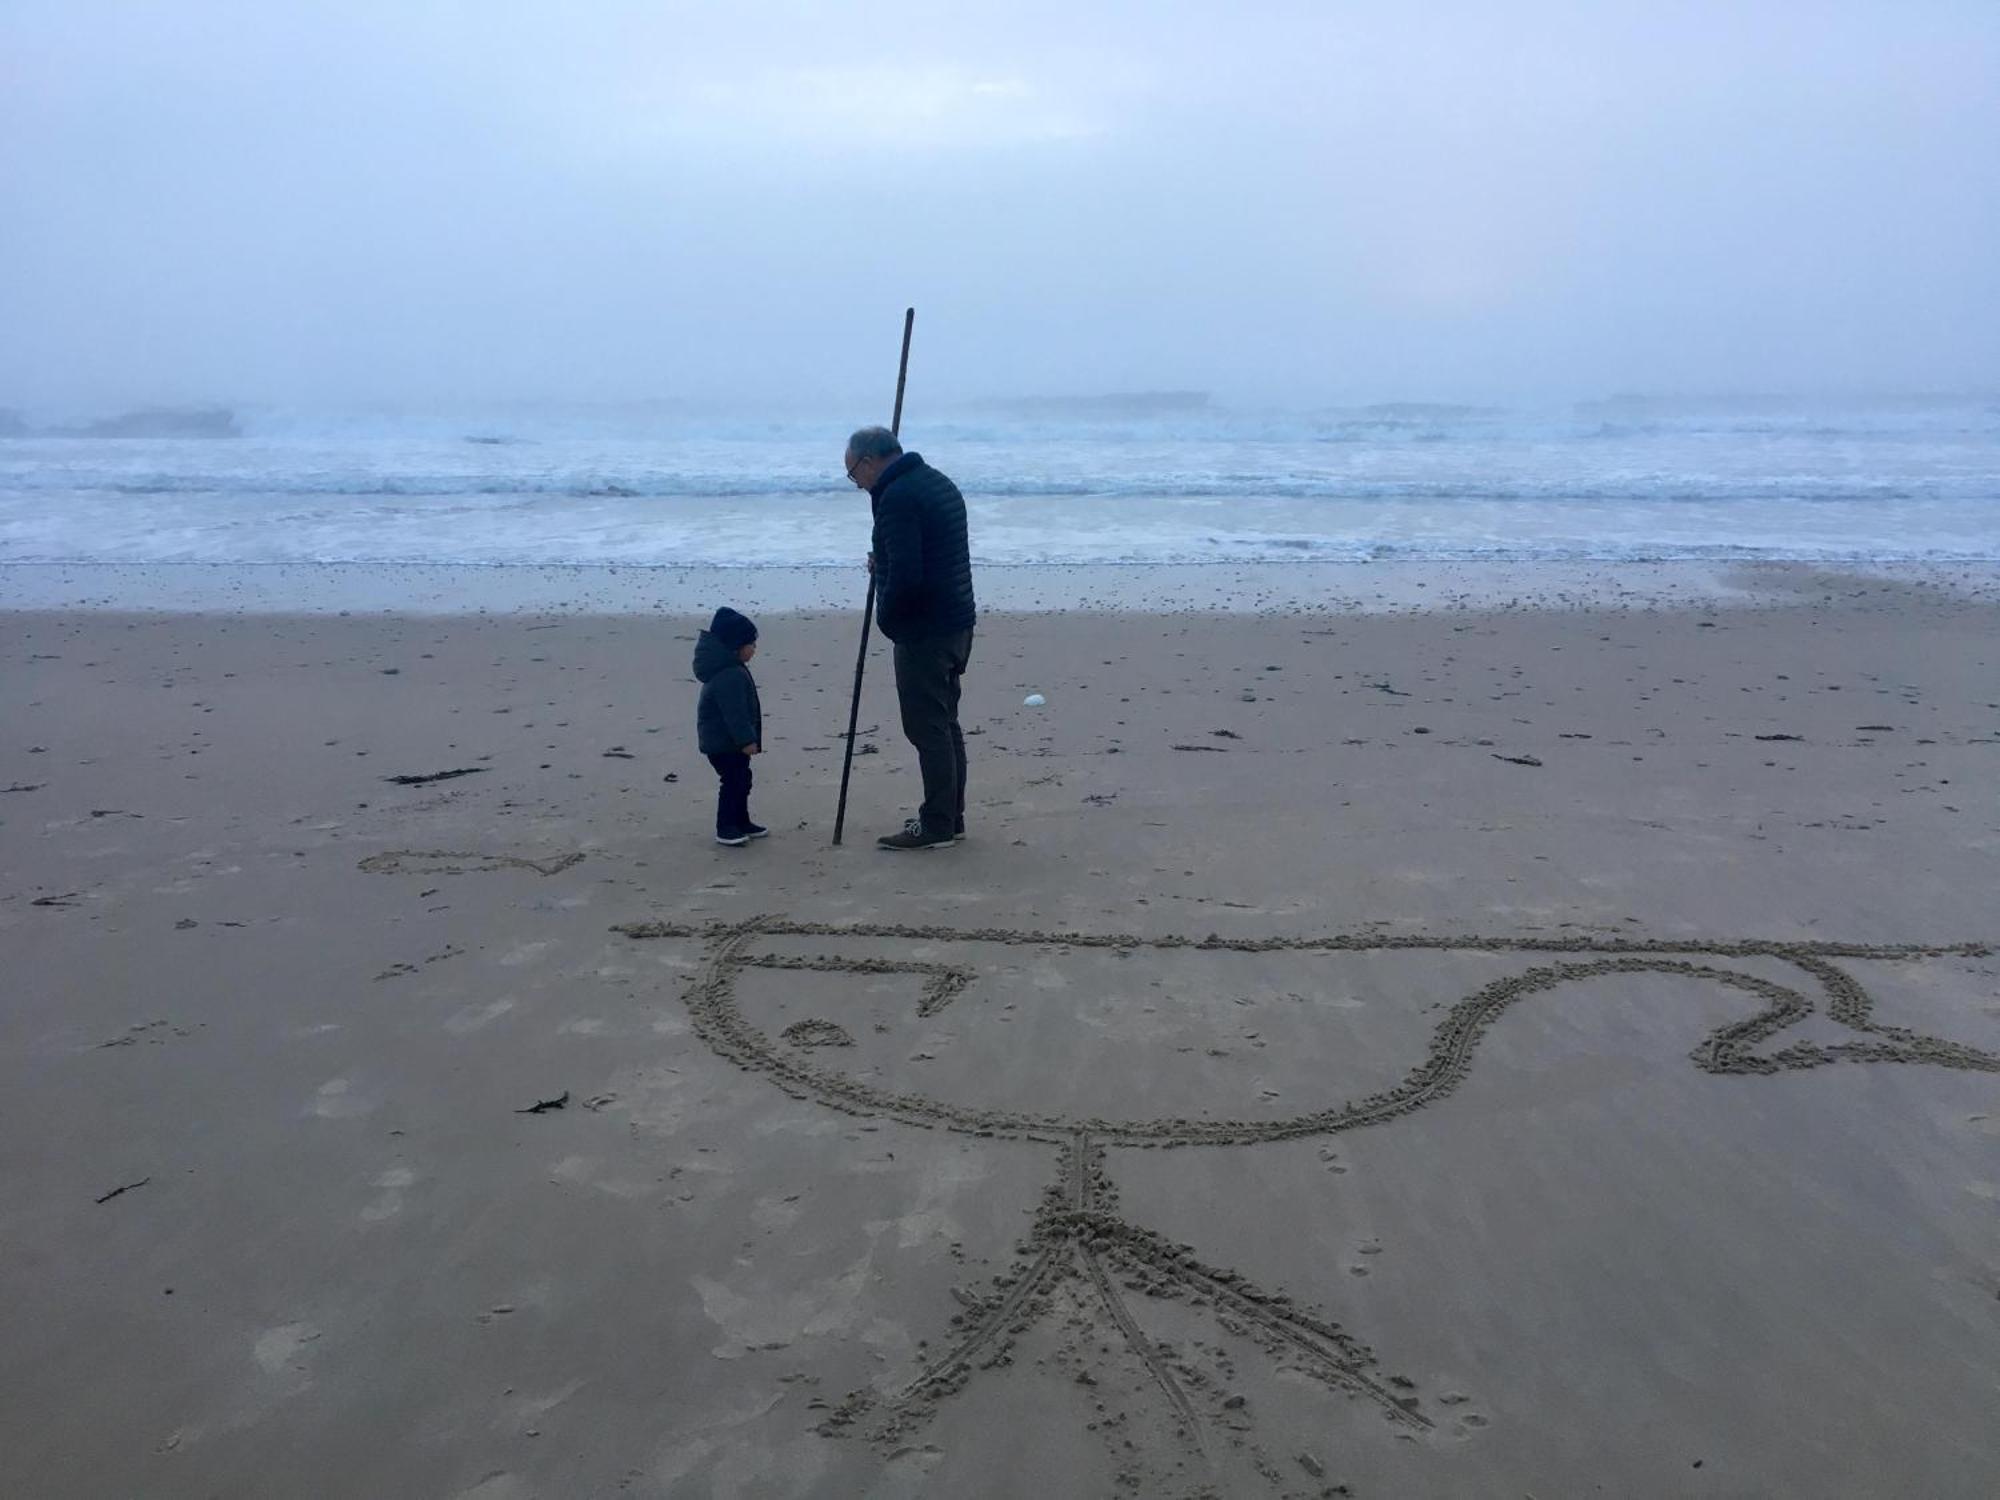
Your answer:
[614,916,1998,1485]
[779,1018,856,1048]
[358,849,585,877]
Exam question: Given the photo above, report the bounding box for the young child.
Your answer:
[692,606,766,846]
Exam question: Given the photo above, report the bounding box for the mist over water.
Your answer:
[2,5,1995,575]
[5,3,1999,414]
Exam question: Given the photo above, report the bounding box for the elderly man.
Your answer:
[845,425,977,851]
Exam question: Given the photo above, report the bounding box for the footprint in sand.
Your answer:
[751,1194,806,1232]
[445,998,516,1034]
[550,1155,654,1200]
[252,1322,322,1387]
[692,1254,874,1361]
[310,1078,375,1119]
[452,1473,533,1500]
[361,1166,417,1223]
[510,1376,587,1421]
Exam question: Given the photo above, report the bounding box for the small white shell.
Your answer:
[1023,693,1046,707]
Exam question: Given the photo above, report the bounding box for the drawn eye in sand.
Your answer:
[617,916,1998,1484]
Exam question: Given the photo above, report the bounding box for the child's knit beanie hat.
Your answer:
[709,606,758,650]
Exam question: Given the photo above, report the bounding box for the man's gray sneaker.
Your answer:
[878,819,954,852]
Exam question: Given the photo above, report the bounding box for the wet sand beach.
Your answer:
[3,568,1998,1498]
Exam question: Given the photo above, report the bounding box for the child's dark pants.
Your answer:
[707,752,752,835]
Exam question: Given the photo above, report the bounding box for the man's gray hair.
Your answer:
[846,425,903,461]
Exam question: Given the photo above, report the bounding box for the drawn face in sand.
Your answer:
[626,918,1996,1147]
[616,916,1997,1488]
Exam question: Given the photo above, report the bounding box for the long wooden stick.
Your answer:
[831,306,915,846]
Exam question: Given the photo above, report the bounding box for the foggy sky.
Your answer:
[3,1,1997,411]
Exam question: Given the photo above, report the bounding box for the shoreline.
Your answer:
[5,556,2000,616]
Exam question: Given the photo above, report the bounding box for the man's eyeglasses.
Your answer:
[844,455,863,482]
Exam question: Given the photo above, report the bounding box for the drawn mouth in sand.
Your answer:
[617,917,1998,1486]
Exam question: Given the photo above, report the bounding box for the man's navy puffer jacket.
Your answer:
[869,451,977,643]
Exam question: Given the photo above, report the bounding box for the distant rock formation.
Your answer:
[58,407,240,438]
[991,391,1211,419]
[1352,402,1484,421]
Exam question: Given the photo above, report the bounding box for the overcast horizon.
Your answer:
[4,1,1997,415]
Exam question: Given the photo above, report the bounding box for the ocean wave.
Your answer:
[7,540,1995,568]
[0,471,1971,505]
[4,403,1994,572]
